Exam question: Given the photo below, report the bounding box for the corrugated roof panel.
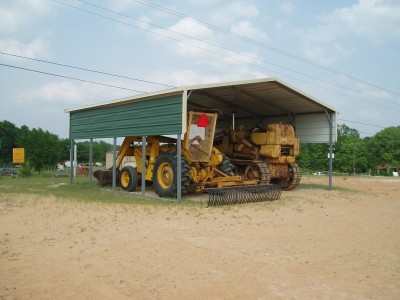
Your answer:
[66,78,338,143]
[69,94,182,139]
[296,113,337,143]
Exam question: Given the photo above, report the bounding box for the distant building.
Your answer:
[105,152,136,169]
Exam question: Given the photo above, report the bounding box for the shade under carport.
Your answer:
[184,78,337,143]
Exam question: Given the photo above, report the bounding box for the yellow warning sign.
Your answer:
[13,148,25,164]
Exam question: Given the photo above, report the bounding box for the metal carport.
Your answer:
[65,77,338,200]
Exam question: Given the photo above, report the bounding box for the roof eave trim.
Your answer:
[65,88,184,113]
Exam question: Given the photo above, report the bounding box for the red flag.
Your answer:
[197,114,208,127]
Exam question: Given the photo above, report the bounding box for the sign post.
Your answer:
[13,148,25,164]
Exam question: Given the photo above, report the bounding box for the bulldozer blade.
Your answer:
[206,184,282,207]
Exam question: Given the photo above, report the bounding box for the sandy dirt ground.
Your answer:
[1,176,399,299]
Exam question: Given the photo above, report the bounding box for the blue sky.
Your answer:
[1,0,399,139]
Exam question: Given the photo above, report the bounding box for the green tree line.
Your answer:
[298,124,400,175]
[1,120,399,175]
[0,121,112,172]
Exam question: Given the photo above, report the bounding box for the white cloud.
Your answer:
[274,20,289,30]
[164,38,262,69]
[221,50,262,67]
[151,16,264,70]
[0,0,51,34]
[188,0,220,4]
[302,42,355,65]
[0,0,56,59]
[160,70,221,86]
[225,1,260,18]
[17,81,133,107]
[324,0,400,40]
[151,18,215,58]
[113,14,152,37]
[18,81,87,105]
[304,0,400,43]
[136,15,152,30]
[151,17,214,43]
[301,45,335,66]
[109,0,140,12]
[299,0,400,65]
[153,67,267,87]
[231,21,268,41]
[169,18,214,38]
[211,1,260,25]
[280,2,295,14]
[334,43,355,57]
[0,37,50,59]
[170,40,214,58]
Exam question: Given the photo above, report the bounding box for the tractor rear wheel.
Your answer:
[153,151,190,197]
[120,166,138,192]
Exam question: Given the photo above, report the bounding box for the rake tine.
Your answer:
[207,184,282,207]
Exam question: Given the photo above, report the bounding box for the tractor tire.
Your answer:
[120,166,138,192]
[152,151,190,198]
[218,153,234,176]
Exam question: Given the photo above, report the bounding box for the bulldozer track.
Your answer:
[231,159,271,185]
[284,163,301,191]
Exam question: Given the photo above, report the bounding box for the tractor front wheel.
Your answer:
[120,166,138,192]
[152,151,189,197]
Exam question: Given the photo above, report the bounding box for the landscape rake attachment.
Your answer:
[206,184,282,207]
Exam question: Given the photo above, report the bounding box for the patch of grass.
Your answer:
[3,176,339,209]
[299,182,357,193]
[0,175,204,207]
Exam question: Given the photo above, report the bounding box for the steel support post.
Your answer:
[112,137,117,191]
[326,112,334,191]
[89,138,93,188]
[141,136,146,196]
[69,139,74,185]
[177,133,182,202]
[73,143,77,177]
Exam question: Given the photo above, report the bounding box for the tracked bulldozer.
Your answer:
[94,111,281,206]
[215,119,301,190]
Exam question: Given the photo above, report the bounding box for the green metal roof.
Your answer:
[68,94,182,139]
[66,78,338,142]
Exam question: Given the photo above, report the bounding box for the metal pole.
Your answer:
[69,139,74,185]
[89,138,93,188]
[112,137,117,191]
[177,133,182,202]
[328,113,333,191]
[73,143,77,177]
[141,136,146,196]
[352,143,356,176]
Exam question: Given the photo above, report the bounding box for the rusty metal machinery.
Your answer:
[94,111,282,205]
[215,122,301,190]
[207,184,282,206]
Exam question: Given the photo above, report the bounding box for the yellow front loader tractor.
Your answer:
[94,111,281,205]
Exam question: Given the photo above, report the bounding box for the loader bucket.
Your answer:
[206,184,282,207]
[93,170,120,186]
